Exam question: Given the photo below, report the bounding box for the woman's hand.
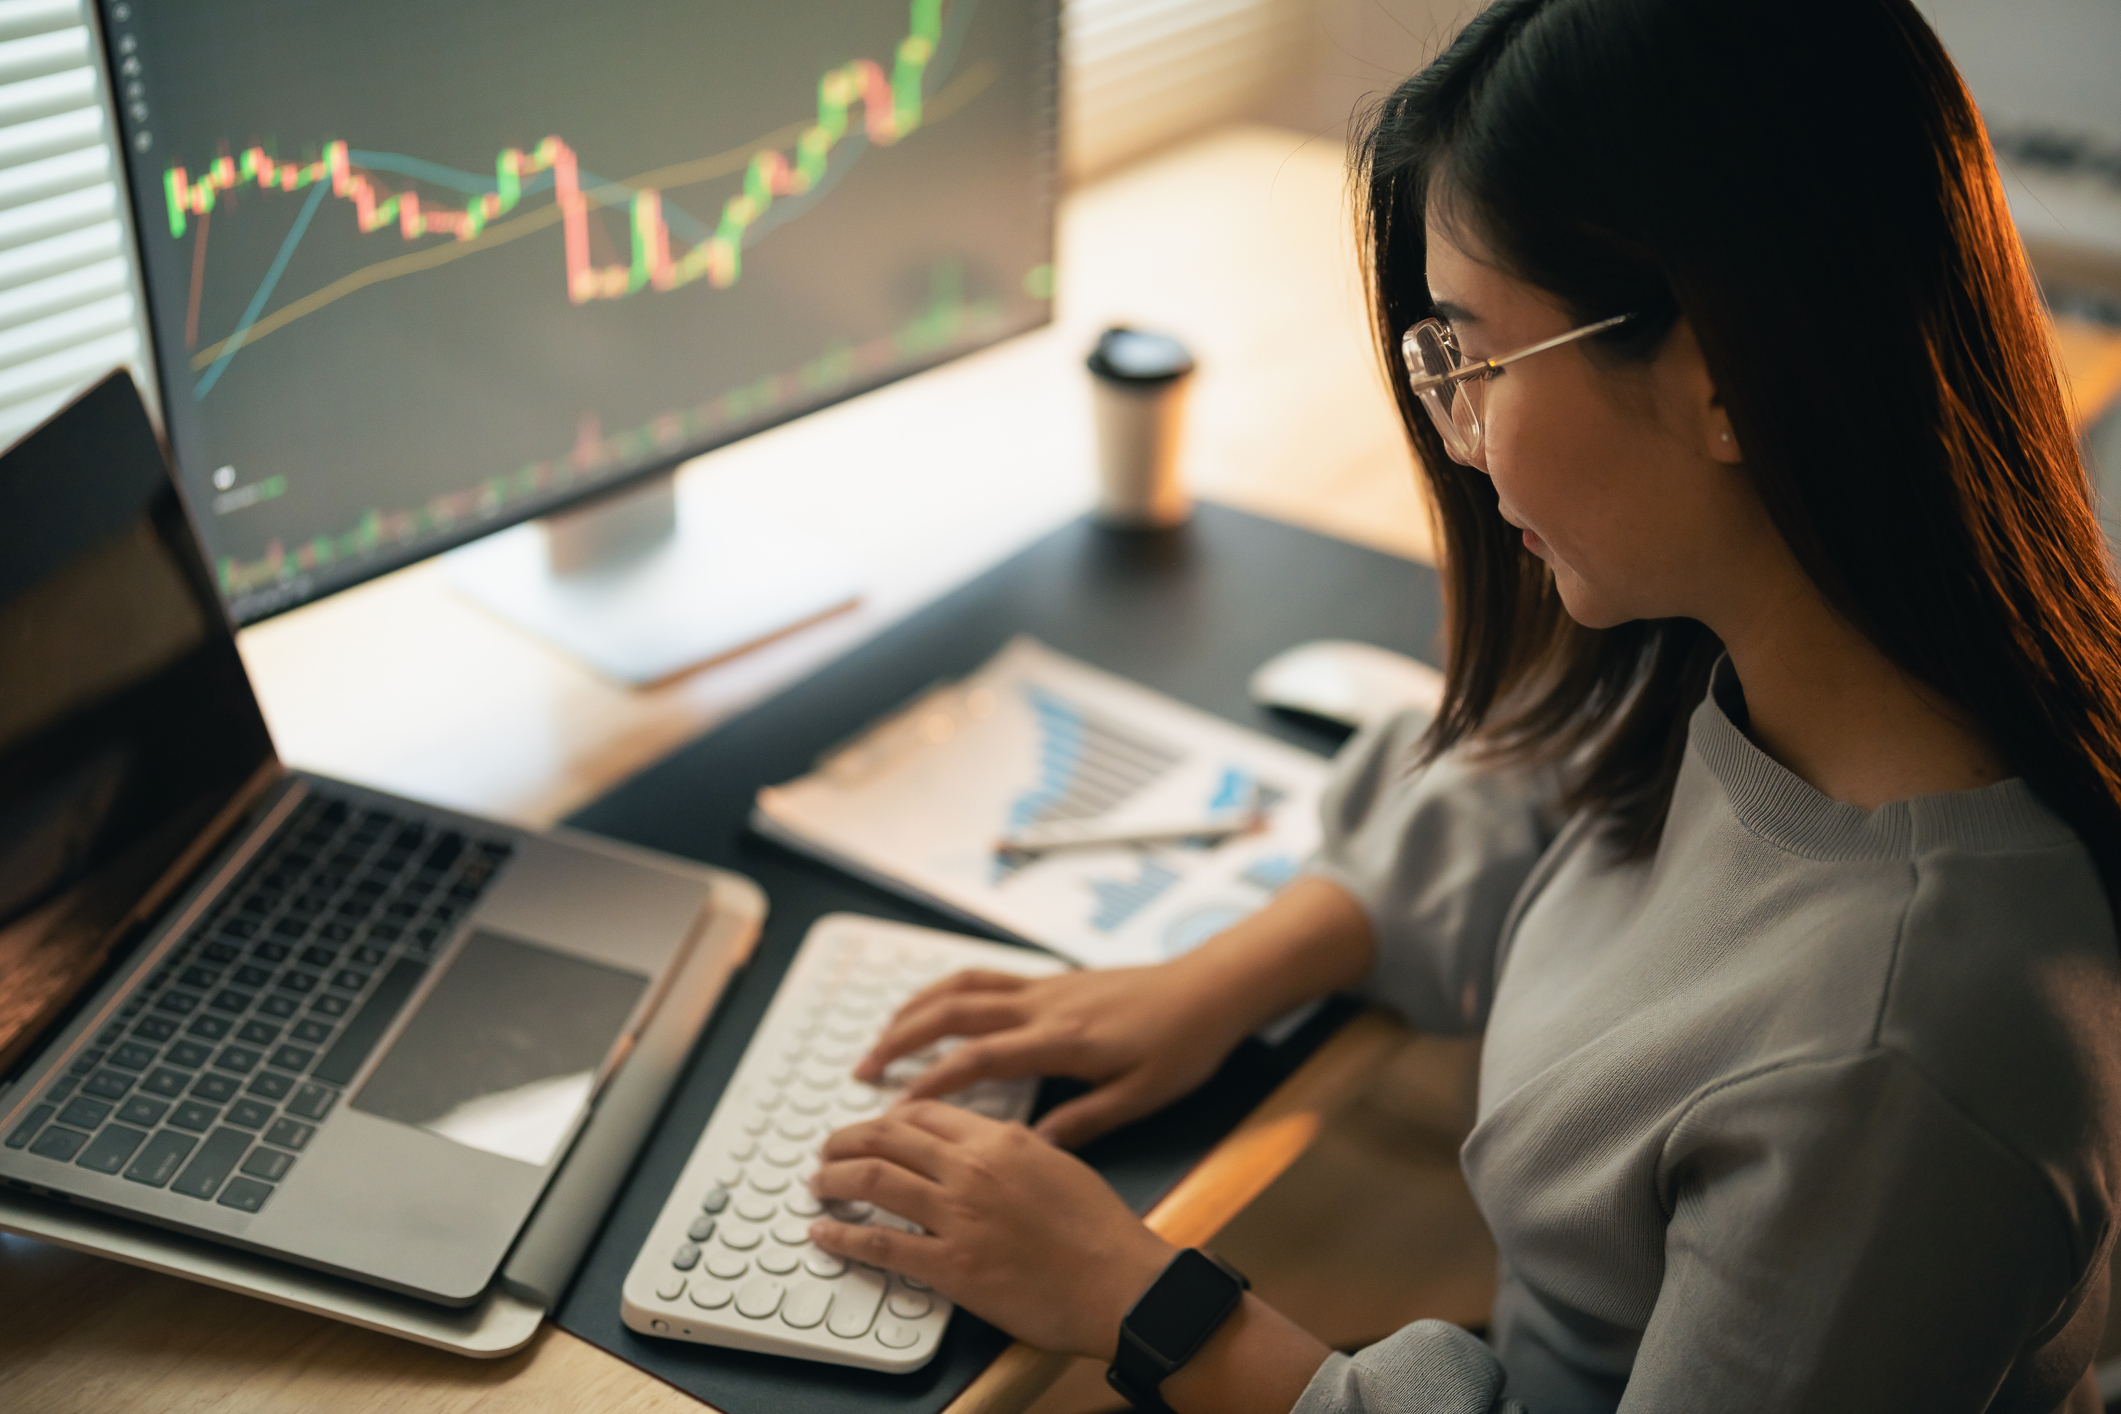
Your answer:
[807,1101,1176,1359]
[854,956,1252,1148]
[856,878,1379,1149]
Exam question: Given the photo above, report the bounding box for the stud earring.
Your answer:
[1719,432,1732,443]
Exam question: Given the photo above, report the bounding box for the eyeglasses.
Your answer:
[1401,312,1633,464]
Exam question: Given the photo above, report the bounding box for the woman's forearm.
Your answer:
[1170,875,1377,1041]
[1157,1293,1335,1414]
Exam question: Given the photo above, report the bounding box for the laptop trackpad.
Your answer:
[351,930,647,1167]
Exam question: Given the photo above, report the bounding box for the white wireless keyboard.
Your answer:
[620,913,1064,1371]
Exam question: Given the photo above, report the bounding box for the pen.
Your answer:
[996,811,1264,856]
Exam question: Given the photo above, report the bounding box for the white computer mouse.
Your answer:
[1247,639,1445,732]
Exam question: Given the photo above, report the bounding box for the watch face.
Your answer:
[1131,1249,1243,1356]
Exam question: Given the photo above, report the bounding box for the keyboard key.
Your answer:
[124,1130,197,1187]
[185,1015,231,1041]
[291,1020,332,1044]
[217,1176,274,1212]
[154,991,200,1015]
[209,990,252,1014]
[301,946,336,968]
[874,1321,921,1350]
[75,1124,148,1174]
[57,1097,111,1130]
[6,1105,55,1149]
[28,1126,89,1162]
[259,996,298,1019]
[263,1118,313,1150]
[180,967,219,989]
[672,1243,701,1271]
[109,1042,158,1071]
[239,1146,294,1181]
[782,1282,832,1329]
[68,1049,105,1075]
[351,945,386,966]
[190,1074,240,1103]
[82,1070,134,1100]
[201,942,240,964]
[251,940,288,963]
[887,1290,934,1320]
[42,1076,77,1103]
[247,1071,294,1101]
[277,971,317,994]
[170,1101,219,1132]
[117,1096,169,1127]
[332,970,368,992]
[314,958,426,1086]
[269,1045,315,1072]
[131,1016,177,1043]
[171,1127,251,1200]
[286,1084,337,1121]
[238,1021,281,1046]
[215,1046,261,1074]
[234,965,273,989]
[735,1278,785,1321]
[310,995,348,1017]
[168,1040,213,1069]
[226,1099,275,1129]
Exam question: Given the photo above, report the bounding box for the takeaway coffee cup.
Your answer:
[1086,326,1196,528]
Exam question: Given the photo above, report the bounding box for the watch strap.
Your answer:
[1106,1249,1249,1413]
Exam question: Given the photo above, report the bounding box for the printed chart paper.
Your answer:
[753,637,1331,970]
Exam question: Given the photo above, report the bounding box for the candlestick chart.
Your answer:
[168,0,952,399]
[108,0,1055,624]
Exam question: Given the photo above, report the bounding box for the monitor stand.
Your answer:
[443,473,861,687]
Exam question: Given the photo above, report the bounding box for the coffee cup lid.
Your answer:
[1087,327,1195,384]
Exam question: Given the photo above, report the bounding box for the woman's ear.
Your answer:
[1659,317,1743,464]
[1707,404,1743,464]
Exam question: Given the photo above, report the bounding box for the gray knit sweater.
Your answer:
[1294,661,2121,1413]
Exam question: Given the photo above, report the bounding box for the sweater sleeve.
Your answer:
[1621,1048,2094,1412]
[1294,1322,1526,1414]
[1301,710,1563,1035]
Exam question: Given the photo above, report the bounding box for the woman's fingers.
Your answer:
[857,993,1030,1081]
[820,1108,960,1181]
[1032,1075,1154,1149]
[898,1026,1077,1100]
[809,1152,948,1230]
[807,1217,946,1283]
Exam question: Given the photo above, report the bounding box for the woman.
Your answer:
[808,0,2121,1408]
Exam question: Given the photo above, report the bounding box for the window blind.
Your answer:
[1063,0,1307,179]
[0,0,144,450]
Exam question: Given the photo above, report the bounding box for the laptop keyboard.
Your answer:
[4,792,513,1214]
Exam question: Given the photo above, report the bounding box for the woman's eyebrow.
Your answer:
[1431,299,1478,324]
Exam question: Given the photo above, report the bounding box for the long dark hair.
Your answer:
[1358,0,2121,888]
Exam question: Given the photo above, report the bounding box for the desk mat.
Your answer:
[555,505,1441,1414]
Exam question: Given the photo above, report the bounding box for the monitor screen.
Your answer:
[97,0,1058,623]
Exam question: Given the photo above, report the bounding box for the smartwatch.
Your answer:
[1106,1248,1250,1413]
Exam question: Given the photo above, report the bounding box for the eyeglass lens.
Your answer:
[1407,322,1484,463]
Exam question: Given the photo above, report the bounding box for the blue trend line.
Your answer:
[193,178,328,401]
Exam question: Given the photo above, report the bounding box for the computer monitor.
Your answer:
[94,0,1058,682]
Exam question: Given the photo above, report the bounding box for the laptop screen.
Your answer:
[0,374,277,1078]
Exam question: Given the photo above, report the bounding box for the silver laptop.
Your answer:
[0,373,761,1325]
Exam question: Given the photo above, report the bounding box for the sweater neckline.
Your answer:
[1686,658,2073,861]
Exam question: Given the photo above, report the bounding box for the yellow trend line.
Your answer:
[186,61,998,371]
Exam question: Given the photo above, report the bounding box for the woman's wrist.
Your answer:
[1170,877,1376,1041]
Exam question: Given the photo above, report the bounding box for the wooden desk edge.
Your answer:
[938,1008,1407,1414]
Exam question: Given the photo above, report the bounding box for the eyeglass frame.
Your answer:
[1400,311,1635,462]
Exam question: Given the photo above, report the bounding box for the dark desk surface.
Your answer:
[554,504,1441,1414]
